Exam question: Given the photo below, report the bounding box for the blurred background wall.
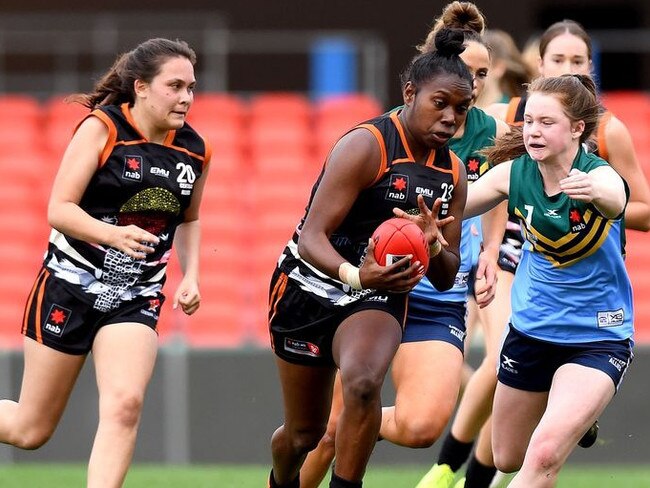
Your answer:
[1,0,649,105]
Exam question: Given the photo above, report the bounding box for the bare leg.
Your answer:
[272,358,336,485]
[330,310,402,482]
[451,271,513,443]
[87,323,158,488]
[507,365,614,488]
[0,337,85,449]
[300,372,343,488]
[381,340,463,447]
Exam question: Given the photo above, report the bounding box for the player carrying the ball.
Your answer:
[267,29,474,488]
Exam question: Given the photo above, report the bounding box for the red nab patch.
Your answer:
[123,155,143,181]
[569,207,586,233]
[466,157,480,181]
[44,304,72,337]
[386,174,409,202]
[148,299,161,312]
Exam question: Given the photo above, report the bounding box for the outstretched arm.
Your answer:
[464,161,512,219]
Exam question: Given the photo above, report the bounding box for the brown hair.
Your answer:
[486,74,599,163]
[539,19,592,60]
[70,38,196,109]
[417,1,486,53]
[484,29,533,98]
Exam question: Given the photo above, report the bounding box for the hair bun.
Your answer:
[434,28,466,57]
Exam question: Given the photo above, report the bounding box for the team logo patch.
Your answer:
[500,354,519,374]
[148,299,161,312]
[448,325,466,342]
[544,208,562,219]
[386,174,409,202]
[140,299,161,320]
[597,309,624,328]
[123,155,144,181]
[44,304,71,337]
[466,157,480,181]
[284,338,321,357]
[569,207,586,233]
[608,356,627,372]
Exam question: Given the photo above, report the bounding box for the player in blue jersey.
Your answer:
[0,39,209,487]
[424,19,650,488]
[440,74,633,488]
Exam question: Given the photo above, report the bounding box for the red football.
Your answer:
[371,218,429,276]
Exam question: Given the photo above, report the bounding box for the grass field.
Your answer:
[1,464,649,487]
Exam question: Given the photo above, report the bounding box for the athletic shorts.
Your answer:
[497,324,634,392]
[498,218,524,274]
[22,268,165,355]
[402,296,466,352]
[268,269,407,367]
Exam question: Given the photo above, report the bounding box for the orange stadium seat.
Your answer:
[191,92,247,124]
[249,92,312,124]
[251,151,318,179]
[314,93,383,163]
[0,94,41,124]
[0,95,42,154]
[0,248,42,349]
[249,119,312,162]
[187,93,248,157]
[43,96,90,158]
[315,93,383,124]
[190,118,246,157]
[625,230,650,343]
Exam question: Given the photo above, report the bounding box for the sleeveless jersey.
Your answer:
[45,103,210,312]
[508,148,633,343]
[410,106,497,303]
[277,111,462,308]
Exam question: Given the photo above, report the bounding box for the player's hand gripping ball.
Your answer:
[371,218,429,277]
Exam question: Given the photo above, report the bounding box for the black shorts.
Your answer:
[268,269,407,367]
[497,324,634,392]
[22,268,165,355]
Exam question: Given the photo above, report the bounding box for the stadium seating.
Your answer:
[249,92,311,124]
[42,95,90,159]
[624,230,650,343]
[7,90,650,349]
[314,93,383,163]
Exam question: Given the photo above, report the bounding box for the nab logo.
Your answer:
[44,304,71,337]
[386,174,409,202]
[569,207,586,233]
[148,299,161,312]
[466,157,480,181]
[123,156,143,181]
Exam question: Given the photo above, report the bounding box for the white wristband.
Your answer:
[429,240,442,258]
[338,262,363,290]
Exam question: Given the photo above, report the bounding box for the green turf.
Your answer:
[0,464,649,487]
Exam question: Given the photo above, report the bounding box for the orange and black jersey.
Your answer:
[277,110,462,308]
[45,103,210,312]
